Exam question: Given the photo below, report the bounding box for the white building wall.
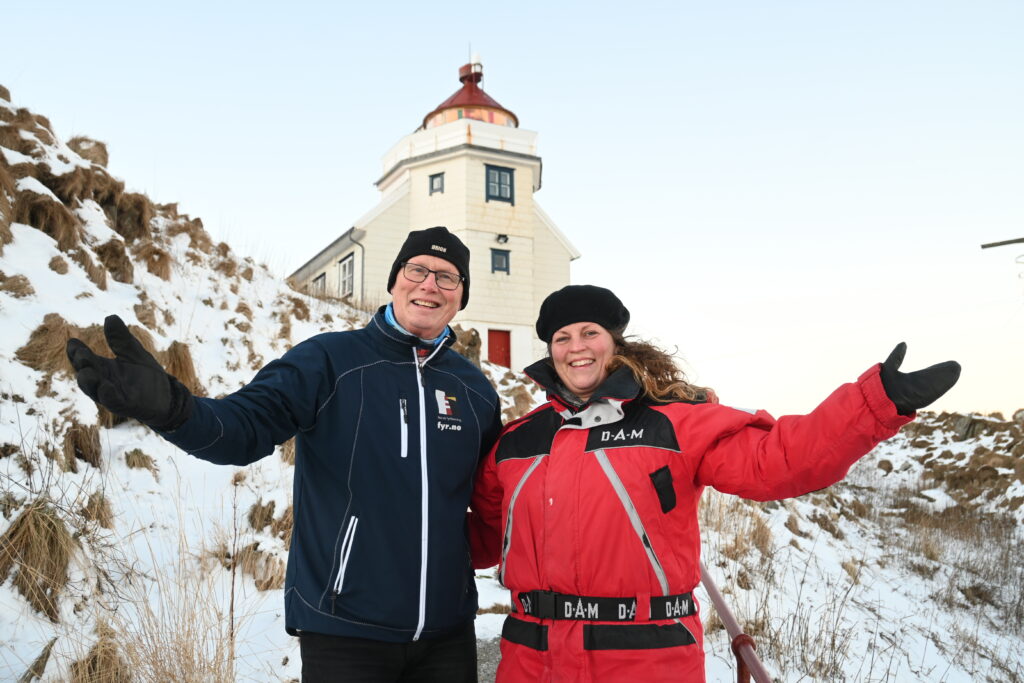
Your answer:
[356,188,412,309]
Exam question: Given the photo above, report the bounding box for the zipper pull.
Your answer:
[401,398,408,423]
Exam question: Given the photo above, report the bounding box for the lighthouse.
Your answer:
[290,59,579,370]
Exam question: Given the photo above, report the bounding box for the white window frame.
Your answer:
[338,253,355,298]
[311,273,326,295]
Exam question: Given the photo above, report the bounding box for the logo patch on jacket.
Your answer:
[584,406,679,452]
[435,390,456,416]
[435,389,462,431]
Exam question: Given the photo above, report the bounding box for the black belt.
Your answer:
[516,590,695,622]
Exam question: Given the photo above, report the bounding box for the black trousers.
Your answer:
[298,621,477,683]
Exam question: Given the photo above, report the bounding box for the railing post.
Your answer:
[699,561,773,683]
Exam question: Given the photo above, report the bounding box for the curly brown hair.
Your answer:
[606,331,712,403]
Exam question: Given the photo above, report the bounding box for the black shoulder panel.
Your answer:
[584,403,680,452]
[496,408,562,463]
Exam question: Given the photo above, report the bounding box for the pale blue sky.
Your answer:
[4,1,1022,416]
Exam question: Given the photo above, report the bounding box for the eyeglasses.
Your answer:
[401,262,464,290]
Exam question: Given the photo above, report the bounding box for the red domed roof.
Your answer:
[422,62,518,130]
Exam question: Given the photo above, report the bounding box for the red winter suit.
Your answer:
[469,360,911,683]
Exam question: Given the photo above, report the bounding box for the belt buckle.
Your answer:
[535,590,557,620]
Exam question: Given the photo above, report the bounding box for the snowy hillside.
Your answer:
[2,85,1022,682]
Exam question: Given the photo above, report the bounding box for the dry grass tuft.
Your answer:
[12,186,83,251]
[211,541,286,591]
[242,338,263,370]
[0,161,14,255]
[158,341,206,398]
[41,165,122,208]
[155,202,180,219]
[124,448,158,476]
[0,270,35,297]
[289,296,310,321]
[247,500,276,531]
[809,510,844,540]
[48,255,69,274]
[703,605,725,634]
[67,135,110,167]
[214,257,237,278]
[30,114,55,145]
[271,505,293,550]
[477,603,511,615]
[19,636,57,682]
[700,493,774,564]
[63,421,102,471]
[95,238,134,284]
[503,384,535,423]
[131,239,173,280]
[110,192,154,243]
[1,491,22,519]
[0,84,9,101]
[451,324,482,366]
[69,622,131,683]
[15,312,81,376]
[240,265,254,281]
[236,543,286,591]
[83,167,125,209]
[278,317,292,346]
[167,216,213,253]
[0,126,32,157]
[840,558,862,584]
[113,561,236,681]
[81,491,114,529]
[0,499,76,622]
[0,214,10,257]
[97,405,130,429]
[1,108,52,153]
[235,302,253,321]
[68,248,108,290]
[784,513,808,538]
[280,437,296,465]
[133,300,158,330]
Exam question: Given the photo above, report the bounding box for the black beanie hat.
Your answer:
[387,226,470,309]
[535,285,630,342]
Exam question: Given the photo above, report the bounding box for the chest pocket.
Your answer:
[649,465,677,513]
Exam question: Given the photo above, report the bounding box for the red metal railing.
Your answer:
[699,561,773,683]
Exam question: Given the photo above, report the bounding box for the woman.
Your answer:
[469,285,960,683]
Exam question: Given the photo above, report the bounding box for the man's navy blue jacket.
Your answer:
[159,309,502,642]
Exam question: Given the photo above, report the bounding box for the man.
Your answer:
[67,226,502,682]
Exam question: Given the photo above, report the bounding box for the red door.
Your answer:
[488,329,511,368]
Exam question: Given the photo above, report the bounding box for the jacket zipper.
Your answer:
[331,515,360,605]
[499,454,547,587]
[594,449,695,638]
[410,343,446,641]
[399,398,409,458]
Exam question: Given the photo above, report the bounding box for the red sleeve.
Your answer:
[692,364,911,501]
[468,442,503,569]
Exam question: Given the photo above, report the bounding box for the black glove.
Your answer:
[66,315,194,431]
[879,342,961,416]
